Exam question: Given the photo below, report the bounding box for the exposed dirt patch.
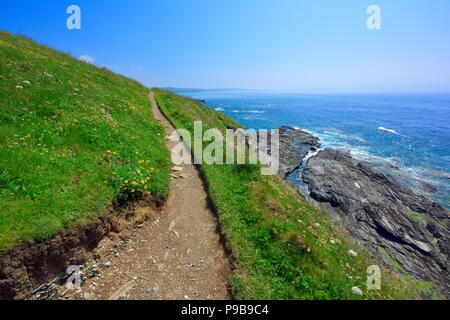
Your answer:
[0,196,163,300]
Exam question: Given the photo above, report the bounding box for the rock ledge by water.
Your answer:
[274,126,450,297]
[275,126,321,178]
[301,148,449,296]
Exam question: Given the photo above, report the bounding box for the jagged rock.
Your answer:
[421,181,438,194]
[302,148,450,297]
[269,126,321,178]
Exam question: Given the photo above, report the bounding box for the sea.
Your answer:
[176,90,450,209]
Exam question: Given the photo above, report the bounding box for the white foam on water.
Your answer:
[323,128,364,142]
[348,149,445,198]
[247,110,265,114]
[232,109,265,114]
[314,131,352,149]
[378,127,400,135]
[349,148,397,165]
[303,127,444,199]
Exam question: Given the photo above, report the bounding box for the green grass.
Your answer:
[437,219,448,230]
[403,209,427,223]
[153,88,419,300]
[0,32,171,251]
[380,248,442,299]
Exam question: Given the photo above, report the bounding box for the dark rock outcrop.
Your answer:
[421,181,438,194]
[302,148,450,296]
[274,126,321,178]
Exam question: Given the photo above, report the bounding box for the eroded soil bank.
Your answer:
[0,196,164,300]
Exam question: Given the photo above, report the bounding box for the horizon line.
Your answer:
[160,87,450,94]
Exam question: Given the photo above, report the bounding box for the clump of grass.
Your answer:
[410,280,442,300]
[380,247,407,274]
[436,219,448,230]
[153,88,419,300]
[403,209,427,222]
[0,32,171,251]
[380,247,442,299]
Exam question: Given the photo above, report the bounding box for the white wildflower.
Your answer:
[348,250,358,257]
[351,286,363,296]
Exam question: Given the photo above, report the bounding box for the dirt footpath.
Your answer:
[52,92,231,300]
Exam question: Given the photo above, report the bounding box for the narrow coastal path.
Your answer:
[60,92,231,300]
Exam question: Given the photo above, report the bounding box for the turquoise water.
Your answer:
[177,90,450,209]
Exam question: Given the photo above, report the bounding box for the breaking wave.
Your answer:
[378,127,399,135]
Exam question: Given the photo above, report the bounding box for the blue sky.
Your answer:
[1,0,450,91]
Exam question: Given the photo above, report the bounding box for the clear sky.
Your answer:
[1,0,450,91]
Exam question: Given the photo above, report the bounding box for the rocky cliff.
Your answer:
[276,128,450,297]
[272,126,321,178]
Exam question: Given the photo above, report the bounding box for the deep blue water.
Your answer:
[177,90,450,209]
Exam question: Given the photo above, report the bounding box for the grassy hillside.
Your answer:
[153,88,418,300]
[0,32,171,251]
